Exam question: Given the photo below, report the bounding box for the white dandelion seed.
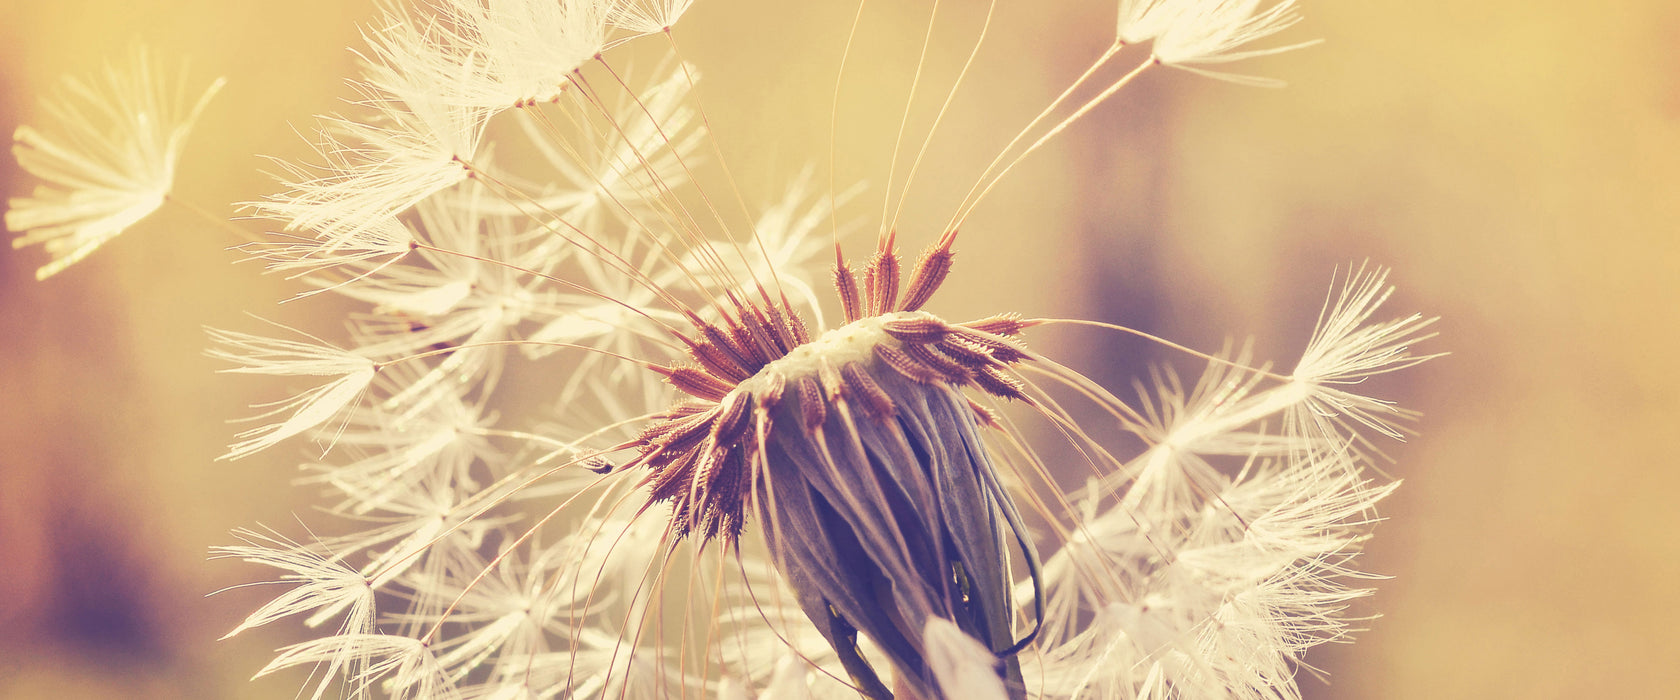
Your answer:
[251,33,492,244]
[242,216,417,280]
[688,168,857,322]
[300,382,491,515]
[213,528,378,639]
[1286,264,1442,446]
[6,44,224,280]
[609,0,698,36]
[363,0,617,111]
[208,324,380,460]
[1116,0,1187,46]
[212,528,379,700]
[258,633,455,700]
[1149,0,1320,86]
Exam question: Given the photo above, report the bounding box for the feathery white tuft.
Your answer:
[1150,0,1318,86]
[213,528,377,638]
[1288,263,1441,445]
[257,633,455,700]
[208,325,379,460]
[609,0,698,35]
[365,0,614,109]
[252,29,491,244]
[6,44,223,280]
[1114,0,1318,86]
[1116,0,1184,45]
[212,529,379,700]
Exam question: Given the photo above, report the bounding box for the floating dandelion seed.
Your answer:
[8,1,1436,698]
[6,43,223,280]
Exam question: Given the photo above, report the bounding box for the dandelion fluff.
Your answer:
[7,44,223,279]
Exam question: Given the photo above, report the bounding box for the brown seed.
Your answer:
[866,229,900,315]
[875,343,945,385]
[690,338,751,383]
[974,364,1027,401]
[951,327,1030,364]
[833,245,862,325]
[966,398,1000,428]
[840,362,896,418]
[899,241,954,312]
[798,375,827,430]
[708,392,751,445]
[661,364,734,401]
[904,342,973,383]
[962,313,1028,338]
[934,335,994,367]
[881,316,950,344]
[701,321,756,371]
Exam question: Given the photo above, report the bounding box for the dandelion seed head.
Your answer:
[9,2,1437,698]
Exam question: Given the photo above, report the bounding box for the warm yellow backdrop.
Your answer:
[2,1,1675,698]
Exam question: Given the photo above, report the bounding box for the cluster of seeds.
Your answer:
[624,234,1035,544]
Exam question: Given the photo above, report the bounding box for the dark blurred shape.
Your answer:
[44,486,169,662]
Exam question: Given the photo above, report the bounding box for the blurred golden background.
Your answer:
[1,1,1675,698]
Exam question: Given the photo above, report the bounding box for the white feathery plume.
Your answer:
[366,0,614,109]
[715,549,860,694]
[416,545,574,682]
[212,529,379,700]
[253,29,492,244]
[301,388,490,515]
[509,96,701,369]
[208,325,379,460]
[1120,352,1267,517]
[717,676,751,700]
[1028,451,1392,699]
[257,633,455,700]
[213,528,377,638]
[323,188,505,315]
[1149,0,1319,86]
[7,44,223,280]
[513,640,695,699]
[1286,264,1441,446]
[403,516,671,687]
[522,232,679,405]
[764,656,818,699]
[306,426,471,513]
[1115,0,1185,46]
[609,0,698,36]
[243,216,416,280]
[1010,263,1432,699]
[689,169,856,320]
[332,194,557,411]
[338,477,482,590]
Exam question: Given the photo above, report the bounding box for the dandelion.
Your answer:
[6,43,223,280]
[10,1,1435,698]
